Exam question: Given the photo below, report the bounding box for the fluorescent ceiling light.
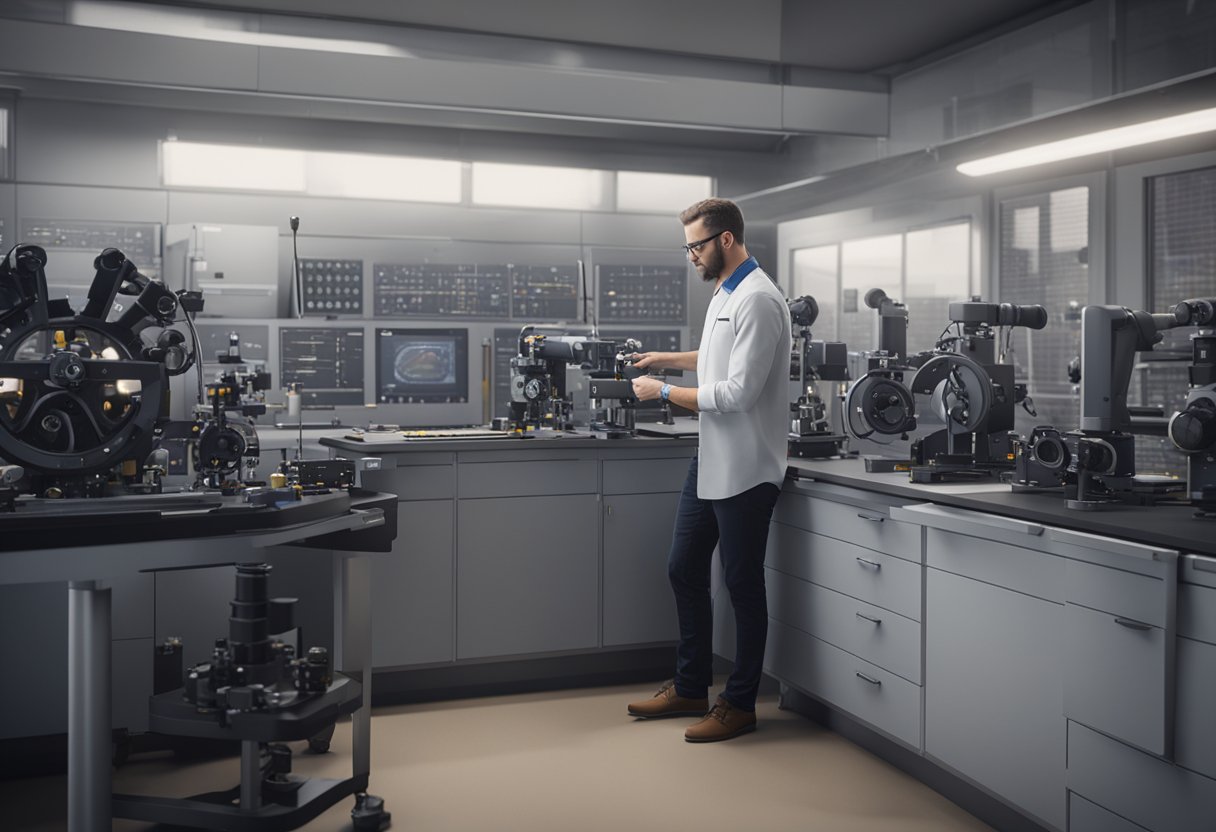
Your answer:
[957,106,1216,176]
[162,142,306,191]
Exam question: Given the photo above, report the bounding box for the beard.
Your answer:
[697,239,724,282]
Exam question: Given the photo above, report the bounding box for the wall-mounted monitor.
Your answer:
[375,328,469,404]
[279,326,366,407]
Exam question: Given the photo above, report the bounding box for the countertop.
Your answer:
[786,457,1216,558]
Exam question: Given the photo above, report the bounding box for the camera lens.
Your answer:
[998,303,1048,330]
[1034,435,1067,469]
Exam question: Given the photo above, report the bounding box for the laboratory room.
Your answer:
[2,1,1216,830]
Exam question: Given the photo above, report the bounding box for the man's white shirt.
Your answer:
[694,264,792,500]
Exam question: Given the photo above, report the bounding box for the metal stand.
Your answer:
[68,581,111,832]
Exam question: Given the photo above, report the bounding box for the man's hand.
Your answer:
[629,352,667,371]
[632,375,664,401]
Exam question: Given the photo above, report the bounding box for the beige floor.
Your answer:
[3,681,993,832]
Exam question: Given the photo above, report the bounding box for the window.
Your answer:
[617,171,712,213]
[997,186,1088,435]
[472,162,611,211]
[0,96,14,181]
[1141,165,1216,475]
[306,152,461,203]
[839,235,902,353]
[905,222,971,354]
[790,245,838,340]
[162,142,307,191]
[161,141,462,202]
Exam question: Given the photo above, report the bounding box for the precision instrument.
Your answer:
[1167,300,1216,515]
[1011,299,1215,509]
[786,294,850,459]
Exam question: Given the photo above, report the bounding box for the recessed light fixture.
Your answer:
[957,106,1216,176]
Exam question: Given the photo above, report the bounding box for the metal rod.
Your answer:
[68,581,111,832]
[240,740,261,811]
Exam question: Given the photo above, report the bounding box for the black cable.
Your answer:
[290,216,302,318]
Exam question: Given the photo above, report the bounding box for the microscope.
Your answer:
[842,289,919,472]
[1012,301,1213,509]
[786,295,850,459]
[508,326,641,437]
[1168,300,1216,515]
[906,299,1045,482]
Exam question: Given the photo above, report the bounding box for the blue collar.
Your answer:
[720,256,759,294]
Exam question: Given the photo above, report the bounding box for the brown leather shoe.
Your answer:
[684,697,756,742]
[627,680,709,719]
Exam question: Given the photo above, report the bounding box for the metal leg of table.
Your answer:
[68,580,111,832]
[335,553,372,777]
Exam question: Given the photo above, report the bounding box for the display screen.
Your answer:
[375,328,469,404]
[279,327,365,407]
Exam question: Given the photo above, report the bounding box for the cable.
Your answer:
[290,216,302,318]
[182,311,206,407]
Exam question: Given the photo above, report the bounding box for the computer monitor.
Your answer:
[375,328,469,404]
[279,326,366,407]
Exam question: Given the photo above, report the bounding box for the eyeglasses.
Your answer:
[682,230,725,255]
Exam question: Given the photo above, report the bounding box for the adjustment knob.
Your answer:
[1170,403,1216,452]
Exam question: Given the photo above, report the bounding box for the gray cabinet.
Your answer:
[457,494,600,659]
[925,560,1066,831]
[602,491,679,647]
[372,500,454,668]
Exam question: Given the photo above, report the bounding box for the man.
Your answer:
[627,198,791,742]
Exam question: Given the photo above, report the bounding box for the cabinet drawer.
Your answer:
[1068,721,1216,832]
[1064,557,1172,629]
[1176,636,1216,781]
[1179,583,1216,645]
[1063,601,1173,757]
[1069,794,1150,832]
[766,568,922,683]
[457,459,598,498]
[361,463,454,501]
[773,493,921,562]
[925,528,1063,602]
[765,619,922,750]
[602,458,689,495]
[767,522,922,621]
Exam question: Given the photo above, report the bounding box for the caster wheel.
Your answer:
[352,793,391,831]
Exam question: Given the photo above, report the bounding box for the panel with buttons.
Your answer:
[300,258,363,316]
[373,263,510,319]
[597,265,687,324]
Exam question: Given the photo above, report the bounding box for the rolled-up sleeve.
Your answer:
[697,293,786,414]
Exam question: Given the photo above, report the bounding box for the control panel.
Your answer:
[279,327,366,407]
[300,259,363,316]
[510,264,579,320]
[373,263,510,318]
[597,264,687,324]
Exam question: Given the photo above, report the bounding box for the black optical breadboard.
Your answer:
[373,263,511,318]
[597,265,687,324]
[300,259,363,316]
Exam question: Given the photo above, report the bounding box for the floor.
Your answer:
[3,681,993,832]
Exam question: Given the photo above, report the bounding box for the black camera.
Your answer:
[947,300,1048,331]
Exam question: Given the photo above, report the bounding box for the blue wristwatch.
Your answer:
[660,383,671,402]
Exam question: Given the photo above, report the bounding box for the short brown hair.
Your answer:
[679,198,745,246]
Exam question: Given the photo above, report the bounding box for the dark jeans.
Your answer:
[668,455,780,712]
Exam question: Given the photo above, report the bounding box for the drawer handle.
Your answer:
[855,672,882,686]
[856,612,882,625]
[1114,617,1152,631]
[857,512,885,523]
[856,557,882,570]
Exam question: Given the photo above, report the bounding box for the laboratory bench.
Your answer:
[751,456,1216,832]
